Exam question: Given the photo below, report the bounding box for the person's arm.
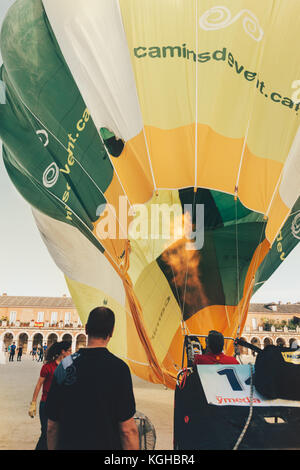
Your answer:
[47,419,59,450]
[28,376,45,417]
[116,363,139,449]
[119,417,139,450]
[32,376,45,402]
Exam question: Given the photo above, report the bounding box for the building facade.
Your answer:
[238,302,300,354]
[1,294,300,356]
[0,294,87,354]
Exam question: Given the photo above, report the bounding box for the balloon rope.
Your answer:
[233,364,254,450]
[169,263,184,315]
[235,197,242,335]
[265,171,283,219]
[183,0,199,320]
[194,0,199,189]
[233,4,272,197]
[224,305,231,328]
[289,208,300,218]
[142,127,157,192]
[236,218,268,335]
[98,132,135,211]
[233,40,262,332]
[235,121,250,193]
[265,168,293,246]
[182,189,197,323]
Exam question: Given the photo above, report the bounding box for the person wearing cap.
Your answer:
[194,330,239,365]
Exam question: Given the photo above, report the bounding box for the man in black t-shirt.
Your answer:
[46,307,139,450]
[17,346,23,361]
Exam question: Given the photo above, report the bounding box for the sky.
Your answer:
[0,0,69,297]
[0,0,299,303]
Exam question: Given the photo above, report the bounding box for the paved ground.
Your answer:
[0,355,174,450]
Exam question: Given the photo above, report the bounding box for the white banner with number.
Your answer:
[197,364,300,407]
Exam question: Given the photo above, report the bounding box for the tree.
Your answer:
[262,318,275,331]
[288,318,297,330]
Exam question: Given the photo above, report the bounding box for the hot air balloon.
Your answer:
[1,0,300,449]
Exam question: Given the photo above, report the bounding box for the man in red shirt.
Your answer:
[194,330,239,365]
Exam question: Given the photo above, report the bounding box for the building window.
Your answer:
[9,311,17,324]
[51,312,57,325]
[37,311,44,322]
[65,312,71,325]
[252,318,257,330]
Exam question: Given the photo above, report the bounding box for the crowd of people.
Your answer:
[30,344,48,362]
[6,342,48,362]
